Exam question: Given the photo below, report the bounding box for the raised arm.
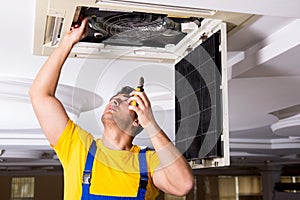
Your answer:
[29,18,88,146]
[129,91,194,196]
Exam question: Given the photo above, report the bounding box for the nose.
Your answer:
[110,98,119,106]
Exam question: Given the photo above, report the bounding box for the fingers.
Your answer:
[81,18,89,39]
[128,91,151,116]
[75,18,88,38]
[129,91,150,108]
[67,18,88,45]
[80,18,88,31]
[72,17,88,29]
[129,95,144,110]
[128,103,139,114]
[70,18,88,34]
[128,91,157,129]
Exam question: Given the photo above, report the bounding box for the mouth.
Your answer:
[107,105,117,112]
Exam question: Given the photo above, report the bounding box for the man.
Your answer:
[29,18,194,199]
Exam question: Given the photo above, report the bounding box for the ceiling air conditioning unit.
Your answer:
[32,0,245,168]
[33,0,251,62]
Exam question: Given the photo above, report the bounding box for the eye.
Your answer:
[109,98,120,105]
[120,98,129,104]
[109,96,129,105]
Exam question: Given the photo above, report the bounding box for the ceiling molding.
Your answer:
[0,139,50,149]
[0,76,103,117]
[0,128,43,135]
[230,138,300,150]
[0,128,50,150]
[270,104,300,119]
[0,149,42,160]
[271,114,300,137]
[232,19,300,78]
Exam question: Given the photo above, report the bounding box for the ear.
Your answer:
[132,118,140,128]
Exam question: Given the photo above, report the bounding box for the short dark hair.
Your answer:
[112,86,144,136]
[114,86,135,97]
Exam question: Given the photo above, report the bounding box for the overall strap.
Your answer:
[81,143,148,200]
[81,140,97,199]
[137,148,148,199]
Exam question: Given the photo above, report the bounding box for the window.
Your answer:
[189,175,262,200]
[278,176,300,193]
[218,176,262,200]
[10,177,35,200]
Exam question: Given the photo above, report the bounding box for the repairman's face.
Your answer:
[101,94,136,132]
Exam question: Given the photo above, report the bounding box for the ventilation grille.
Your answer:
[77,7,201,47]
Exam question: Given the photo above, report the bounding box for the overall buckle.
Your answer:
[82,173,91,184]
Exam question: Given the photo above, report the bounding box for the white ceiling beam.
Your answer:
[227,51,245,80]
[227,51,245,67]
[231,19,300,78]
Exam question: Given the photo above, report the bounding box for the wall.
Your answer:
[35,175,63,200]
[0,174,63,200]
[0,176,11,200]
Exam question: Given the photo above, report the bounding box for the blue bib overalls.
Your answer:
[81,140,148,200]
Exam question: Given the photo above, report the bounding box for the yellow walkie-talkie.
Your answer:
[131,77,144,107]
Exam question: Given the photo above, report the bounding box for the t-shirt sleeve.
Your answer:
[51,119,93,167]
[147,150,160,177]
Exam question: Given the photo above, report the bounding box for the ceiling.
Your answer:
[1,0,300,173]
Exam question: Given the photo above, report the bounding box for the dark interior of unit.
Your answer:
[175,31,222,162]
[75,6,202,47]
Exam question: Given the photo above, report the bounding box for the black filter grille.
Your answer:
[175,31,222,160]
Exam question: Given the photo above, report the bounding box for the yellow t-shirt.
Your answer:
[53,120,160,200]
